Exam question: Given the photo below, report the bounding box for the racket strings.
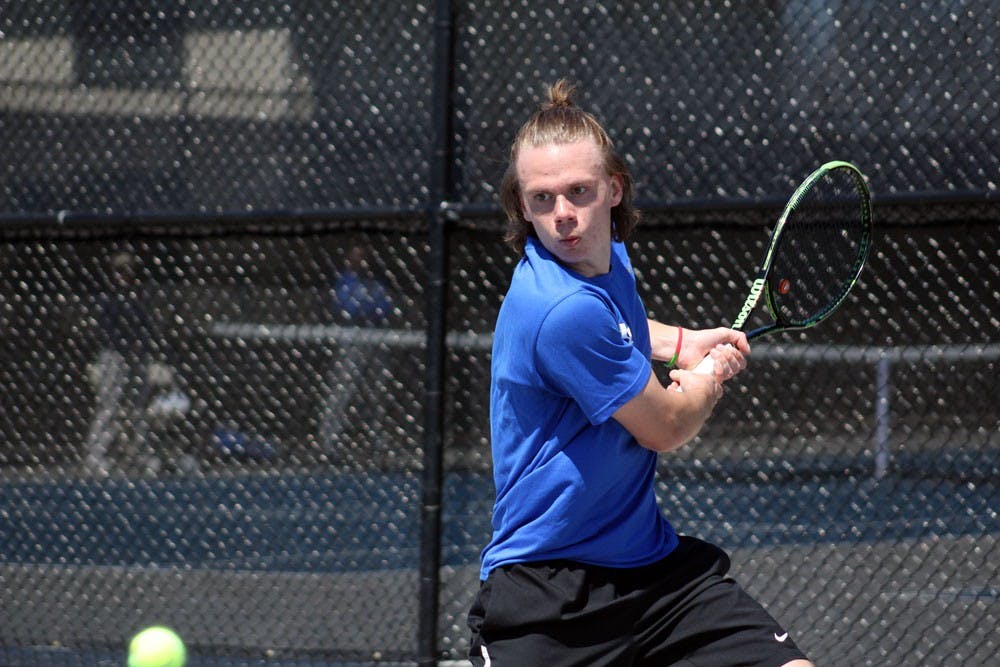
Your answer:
[769,169,868,325]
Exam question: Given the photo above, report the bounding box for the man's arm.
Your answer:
[612,367,720,452]
[614,323,751,453]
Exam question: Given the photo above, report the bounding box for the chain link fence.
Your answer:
[1,2,997,666]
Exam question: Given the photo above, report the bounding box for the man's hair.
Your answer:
[499,79,640,255]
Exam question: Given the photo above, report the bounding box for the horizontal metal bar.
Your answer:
[209,322,1000,362]
[2,189,994,230]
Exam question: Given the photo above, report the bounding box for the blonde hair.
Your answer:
[499,79,640,254]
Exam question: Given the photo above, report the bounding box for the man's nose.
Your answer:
[554,195,574,220]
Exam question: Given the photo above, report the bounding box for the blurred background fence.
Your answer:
[1,1,997,665]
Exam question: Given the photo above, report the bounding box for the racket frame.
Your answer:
[733,160,873,340]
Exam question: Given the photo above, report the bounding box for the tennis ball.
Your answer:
[128,626,187,667]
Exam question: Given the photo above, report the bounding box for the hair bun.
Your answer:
[545,78,577,109]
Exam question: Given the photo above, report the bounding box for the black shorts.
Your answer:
[467,536,808,666]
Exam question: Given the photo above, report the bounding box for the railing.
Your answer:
[210,321,999,479]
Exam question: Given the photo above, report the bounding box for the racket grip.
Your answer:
[679,343,735,391]
[674,350,715,393]
[692,353,716,376]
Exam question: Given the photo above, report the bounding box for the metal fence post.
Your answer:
[419,1,455,665]
[874,355,892,478]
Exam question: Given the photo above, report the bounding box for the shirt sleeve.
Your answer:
[535,290,651,425]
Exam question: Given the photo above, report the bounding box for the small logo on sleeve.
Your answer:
[618,322,633,345]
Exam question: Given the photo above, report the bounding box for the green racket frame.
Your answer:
[732,160,873,340]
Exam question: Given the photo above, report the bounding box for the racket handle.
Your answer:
[692,352,717,375]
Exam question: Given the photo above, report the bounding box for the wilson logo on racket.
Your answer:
[732,278,767,330]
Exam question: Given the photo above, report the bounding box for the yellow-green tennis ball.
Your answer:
[128,626,186,667]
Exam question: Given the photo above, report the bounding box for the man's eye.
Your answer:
[533,193,552,202]
[572,186,588,196]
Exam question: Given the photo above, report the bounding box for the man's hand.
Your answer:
[676,327,750,371]
[647,321,750,385]
[700,342,748,382]
[667,366,724,399]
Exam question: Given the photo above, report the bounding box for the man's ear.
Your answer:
[610,174,623,206]
[520,193,533,223]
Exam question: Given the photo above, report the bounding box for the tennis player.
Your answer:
[468,80,813,667]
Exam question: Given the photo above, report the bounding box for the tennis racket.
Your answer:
[693,160,873,375]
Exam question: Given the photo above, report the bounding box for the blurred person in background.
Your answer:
[319,243,394,451]
[85,250,189,475]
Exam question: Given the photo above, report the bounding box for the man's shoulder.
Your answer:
[504,271,604,319]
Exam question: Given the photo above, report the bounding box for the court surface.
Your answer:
[2,469,996,665]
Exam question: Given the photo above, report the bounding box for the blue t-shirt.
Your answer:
[480,237,679,579]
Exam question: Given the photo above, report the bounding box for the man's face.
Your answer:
[517,138,622,277]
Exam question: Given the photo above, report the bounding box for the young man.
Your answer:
[468,80,813,667]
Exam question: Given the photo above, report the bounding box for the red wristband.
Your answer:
[667,326,683,367]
